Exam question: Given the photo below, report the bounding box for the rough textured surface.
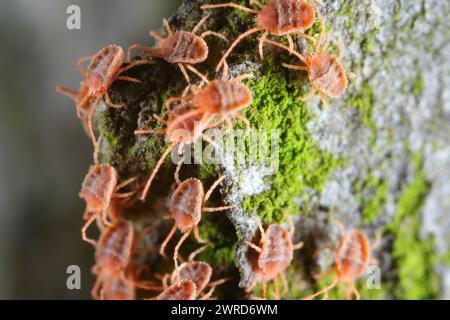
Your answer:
[94,0,450,299]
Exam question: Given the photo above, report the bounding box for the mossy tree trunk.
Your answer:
[96,0,450,299]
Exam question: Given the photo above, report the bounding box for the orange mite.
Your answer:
[79,164,137,245]
[128,15,227,83]
[57,44,148,148]
[92,220,160,300]
[304,221,380,300]
[202,0,321,71]
[168,245,228,299]
[153,246,227,300]
[159,176,230,271]
[245,217,303,299]
[135,99,215,200]
[165,62,254,131]
[260,11,354,109]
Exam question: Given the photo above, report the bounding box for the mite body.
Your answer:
[202,0,320,71]
[171,245,227,298]
[92,220,160,299]
[159,177,230,270]
[135,63,253,200]
[304,221,380,300]
[261,11,353,109]
[246,217,303,299]
[134,101,214,201]
[155,246,227,300]
[165,63,254,131]
[128,16,226,83]
[79,164,137,245]
[57,45,147,149]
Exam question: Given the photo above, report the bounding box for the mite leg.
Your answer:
[91,274,103,300]
[188,244,208,261]
[173,228,192,271]
[281,272,289,294]
[81,213,98,246]
[234,113,251,133]
[162,19,172,35]
[194,226,207,244]
[245,241,262,253]
[127,44,162,61]
[200,30,228,42]
[104,91,125,109]
[174,153,184,185]
[76,55,94,76]
[372,229,382,250]
[258,31,268,59]
[114,176,138,193]
[261,273,267,300]
[192,14,210,34]
[215,26,264,71]
[201,3,260,14]
[159,224,177,260]
[178,63,191,84]
[286,34,294,52]
[282,63,307,71]
[261,38,307,63]
[203,174,226,203]
[199,286,216,300]
[140,141,178,200]
[185,64,209,83]
[347,280,361,300]
[295,31,317,44]
[303,278,338,300]
[273,275,280,300]
[234,72,254,83]
[250,0,264,9]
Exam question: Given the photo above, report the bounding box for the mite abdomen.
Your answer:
[257,0,315,35]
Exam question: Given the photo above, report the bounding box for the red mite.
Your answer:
[260,10,354,109]
[304,221,380,300]
[134,100,215,201]
[202,0,321,71]
[170,245,227,298]
[159,176,230,270]
[155,246,228,300]
[164,62,254,131]
[135,62,253,200]
[128,15,227,83]
[245,216,303,299]
[92,220,160,299]
[57,44,149,149]
[79,164,137,245]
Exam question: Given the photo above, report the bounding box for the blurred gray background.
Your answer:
[0,0,180,299]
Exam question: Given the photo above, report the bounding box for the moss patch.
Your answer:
[237,58,340,224]
[389,155,439,299]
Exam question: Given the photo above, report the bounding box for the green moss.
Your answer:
[388,155,440,299]
[348,83,377,147]
[237,58,340,224]
[413,73,424,98]
[357,173,388,223]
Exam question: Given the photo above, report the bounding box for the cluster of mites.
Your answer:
[57,1,375,300]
